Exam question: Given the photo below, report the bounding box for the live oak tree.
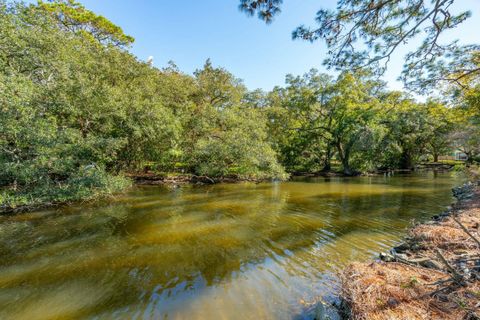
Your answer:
[267,71,381,175]
[183,60,285,178]
[265,71,464,174]
[265,70,336,172]
[424,101,455,162]
[450,102,480,163]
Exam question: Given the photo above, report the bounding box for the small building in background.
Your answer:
[454,150,468,161]
[438,150,468,161]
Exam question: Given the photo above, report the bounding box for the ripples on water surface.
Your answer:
[0,172,465,319]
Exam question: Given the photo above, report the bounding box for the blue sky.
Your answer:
[26,0,480,93]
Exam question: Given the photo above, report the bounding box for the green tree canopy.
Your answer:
[37,0,134,47]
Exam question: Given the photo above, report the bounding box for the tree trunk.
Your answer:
[342,160,353,176]
[336,142,353,176]
[466,152,474,164]
[321,162,331,172]
[321,145,332,172]
[399,150,414,170]
[433,153,439,163]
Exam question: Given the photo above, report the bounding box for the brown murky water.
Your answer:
[0,172,464,319]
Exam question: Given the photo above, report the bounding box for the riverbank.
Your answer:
[340,181,480,319]
[1,165,467,215]
[128,172,266,185]
[292,163,460,178]
[0,172,271,214]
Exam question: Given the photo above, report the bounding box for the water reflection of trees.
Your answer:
[0,176,461,318]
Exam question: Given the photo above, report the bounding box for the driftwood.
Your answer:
[435,249,466,284]
[381,251,444,270]
[386,193,480,300]
[190,175,216,184]
[419,218,480,298]
[453,217,480,248]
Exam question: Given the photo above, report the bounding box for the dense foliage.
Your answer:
[1,0,479,211]
[263,69,479,173]
[0,0,285,210]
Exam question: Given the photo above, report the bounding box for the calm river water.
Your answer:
[0,172,465,319]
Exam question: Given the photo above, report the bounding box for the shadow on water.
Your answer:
[0,172,465,319]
